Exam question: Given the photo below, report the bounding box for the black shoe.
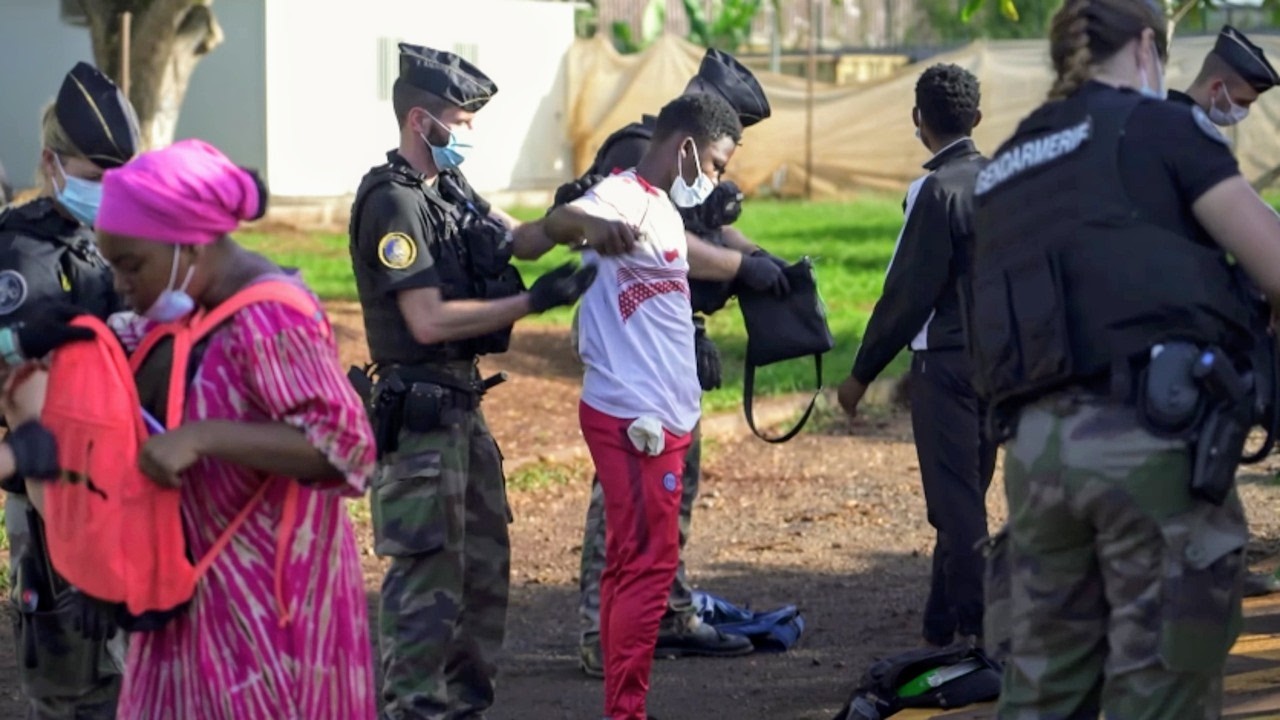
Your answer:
[653,619,753,659]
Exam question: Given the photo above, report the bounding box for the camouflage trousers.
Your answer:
[5,493,123,720]
[371,408,512,720]
[989,393,1247,720]
[579,422,701,639]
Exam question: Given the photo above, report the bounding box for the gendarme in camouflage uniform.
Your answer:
[350,43,597,720]
[970,14,1262,717]
[349,46,512,720]
[991,397,1246,719]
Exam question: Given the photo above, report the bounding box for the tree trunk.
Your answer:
[82,0,223,151]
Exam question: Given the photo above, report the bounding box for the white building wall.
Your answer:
[263,0,576,197]
[0,1,95,191]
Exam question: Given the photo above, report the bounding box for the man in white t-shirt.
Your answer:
[544,93,788,720]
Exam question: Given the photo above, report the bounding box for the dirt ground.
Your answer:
[3,307,1280,719]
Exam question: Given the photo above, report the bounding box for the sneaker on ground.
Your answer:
[653,616,753,659]
[580,632,604,679]
[1243,571,1280,598]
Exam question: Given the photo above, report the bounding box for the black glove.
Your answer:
[693,317,722,391]
[59,588,118,641]
[735,254,791,297]
[7,421,59,481]
[528,262,599,313]
[551,174,606,210]
[14,304,94,361]
[751,248,789,270]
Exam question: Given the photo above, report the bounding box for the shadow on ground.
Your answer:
[360,551,965,720]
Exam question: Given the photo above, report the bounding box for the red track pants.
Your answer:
[580,401,692,720]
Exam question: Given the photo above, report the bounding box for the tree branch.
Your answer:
[1170,0,1199,26]
[176,3,223,56]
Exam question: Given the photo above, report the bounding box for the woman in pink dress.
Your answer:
[91,139,377,719]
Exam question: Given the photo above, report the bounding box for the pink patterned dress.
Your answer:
[113,275,377,720]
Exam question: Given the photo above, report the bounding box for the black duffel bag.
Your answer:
[737,256,835,443]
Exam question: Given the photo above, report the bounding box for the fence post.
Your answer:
[805,0,816,200]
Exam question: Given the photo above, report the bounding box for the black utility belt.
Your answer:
[1009,342,1255,508]
[404,380,480,413]
[367,364,509,455]
[366,375,474,454]
[387,364,481,393]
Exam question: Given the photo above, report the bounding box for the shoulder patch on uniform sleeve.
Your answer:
[1191,105,1230,146]
[377,232,418,270]
[0,270,29,316]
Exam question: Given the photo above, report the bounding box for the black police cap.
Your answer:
[54,62,140,170]
[1214,26,1279,93]
[398,43,498,112]
[696,48,771,127]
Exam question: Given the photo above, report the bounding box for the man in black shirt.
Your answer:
[349,43,609,719]
[837,64,997,648]
[1168,25,1277,125]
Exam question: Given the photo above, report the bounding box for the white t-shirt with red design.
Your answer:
[570,169,701,435]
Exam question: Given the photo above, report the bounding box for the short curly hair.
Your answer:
[916,64,981,137]
[653,92,743,147]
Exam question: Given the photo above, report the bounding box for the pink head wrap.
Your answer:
[97,138,263,245]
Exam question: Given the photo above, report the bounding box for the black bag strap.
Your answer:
[744,354,823,443]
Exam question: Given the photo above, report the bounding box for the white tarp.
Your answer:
[567,33,1280,198]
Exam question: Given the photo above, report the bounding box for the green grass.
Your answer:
[240,192,1280,411]
[0,505,7,595]
[239,196,926,410]
[506,459,589,492]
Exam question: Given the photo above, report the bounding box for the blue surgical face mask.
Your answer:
[52,155,103,227]
[143,245,196,323]
[421,112,474,171]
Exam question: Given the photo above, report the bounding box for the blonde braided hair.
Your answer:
[1047,0,1168,101]
[1049,0,1095,100]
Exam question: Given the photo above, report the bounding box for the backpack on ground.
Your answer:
[832,645,1002,720]
[32,279,327,630]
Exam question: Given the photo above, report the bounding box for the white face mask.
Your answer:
[1208,87,1249,126]
[669,139,716,208]
[143,245,196,323]
[1138,43,1167,100]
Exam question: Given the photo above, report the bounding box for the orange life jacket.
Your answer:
[37,278,328,626]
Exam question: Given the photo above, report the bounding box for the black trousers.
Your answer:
[909,348,998,645]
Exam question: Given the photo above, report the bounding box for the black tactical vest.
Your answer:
[0,198,119,324]
[970,88,1255,410]
[350,162,523,364]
